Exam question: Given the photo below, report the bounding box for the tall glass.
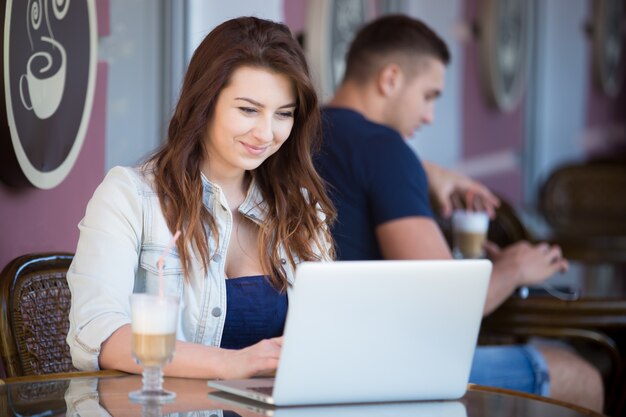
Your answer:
[128,293,180,403]
[451,210,489,259]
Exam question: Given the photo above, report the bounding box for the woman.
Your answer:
[67,16,335,379]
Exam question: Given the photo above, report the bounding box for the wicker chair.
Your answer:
[539,160,626,264]
[540,160,626,237]
[0,253,77,378]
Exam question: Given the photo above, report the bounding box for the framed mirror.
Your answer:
[477,0,533,112]
[305,0,372,102]
[591,0,624,97]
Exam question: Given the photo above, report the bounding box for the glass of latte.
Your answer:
[451,210,489,259]
[128,293,180,403]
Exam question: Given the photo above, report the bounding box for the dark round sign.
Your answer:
[592,0,624,97]
[3,0,97,189]
[478,0,533,112]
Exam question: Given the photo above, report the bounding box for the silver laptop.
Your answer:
[208,260,491,406]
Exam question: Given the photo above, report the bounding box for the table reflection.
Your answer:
[0,374,605,417]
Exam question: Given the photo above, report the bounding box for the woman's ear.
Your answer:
[377,63,403,97]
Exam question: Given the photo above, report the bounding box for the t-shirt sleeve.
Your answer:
[363,136,434,226]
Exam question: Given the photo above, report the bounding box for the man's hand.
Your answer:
[423,161,500,218]
[486,241,569,287]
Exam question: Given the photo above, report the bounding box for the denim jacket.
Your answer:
[67,165,331,371]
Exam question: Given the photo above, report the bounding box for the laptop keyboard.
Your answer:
[247,386,274,395]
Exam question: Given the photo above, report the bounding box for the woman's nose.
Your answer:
[252,117,273,142]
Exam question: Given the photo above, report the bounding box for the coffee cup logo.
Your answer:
[20,36,67,119]
[3,0,97,189]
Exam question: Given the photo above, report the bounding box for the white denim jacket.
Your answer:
[67,165,330,371]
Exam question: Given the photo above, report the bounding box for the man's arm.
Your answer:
[375,216,543,315]
[376,217,451,260]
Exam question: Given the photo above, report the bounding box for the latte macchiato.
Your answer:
[128,293,180,403]
[132,332,176,367]
[130,294,179,367]
[452,211,489,259]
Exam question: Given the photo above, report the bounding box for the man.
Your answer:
[315,14,603,412]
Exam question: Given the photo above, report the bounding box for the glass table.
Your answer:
[0,373,606,417]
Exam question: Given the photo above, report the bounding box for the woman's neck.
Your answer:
[201,157,253,211]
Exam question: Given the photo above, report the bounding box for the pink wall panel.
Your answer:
[0,63,107,272]
[97,0,111,37]
[585,47,626,157]
[462,0,524,204]
[283,0,307,34]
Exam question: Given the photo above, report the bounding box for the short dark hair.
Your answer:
[344,14,450,83]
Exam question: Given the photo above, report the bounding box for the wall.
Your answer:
[583,0,626,157]
[102,0,164,170]
[459,0,525,205]
[526,0,589,204]
[0,1,110,274]
[404,0,463,170]
[186,0,283,58]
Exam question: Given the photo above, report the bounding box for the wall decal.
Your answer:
[2,0,97,189]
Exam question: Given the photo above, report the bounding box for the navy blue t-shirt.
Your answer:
[316,107,433,260]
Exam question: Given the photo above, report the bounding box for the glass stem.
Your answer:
[142,403,163,417]
[142,366,164,393]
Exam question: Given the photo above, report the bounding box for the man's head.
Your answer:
[342,15,451,137]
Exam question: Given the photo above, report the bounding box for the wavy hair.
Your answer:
[148,16,335,290]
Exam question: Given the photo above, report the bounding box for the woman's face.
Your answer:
[204,66,297,179]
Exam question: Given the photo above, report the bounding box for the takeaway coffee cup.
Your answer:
[452,210,489,259]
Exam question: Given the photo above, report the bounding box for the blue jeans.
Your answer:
[470,345,550,396]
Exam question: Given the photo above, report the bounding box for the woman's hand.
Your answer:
[486,241,569,287]
[217,336,283,379]
[423,161,500,218]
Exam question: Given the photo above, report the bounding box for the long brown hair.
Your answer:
[148,16,335,290]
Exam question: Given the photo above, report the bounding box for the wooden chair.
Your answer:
[539,160,626,264]
[0,253,77,378]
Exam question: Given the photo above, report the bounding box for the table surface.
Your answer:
[0,373,606,417]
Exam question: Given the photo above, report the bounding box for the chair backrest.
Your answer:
[487,197,533,246]
[0,253,76,377]
[540,160,626,236]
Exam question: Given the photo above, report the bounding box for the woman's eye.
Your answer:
[277,111,294,119]
[239,107,258,115]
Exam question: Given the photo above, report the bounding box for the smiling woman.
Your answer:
[205,66,296,176]
[65,16,335,381]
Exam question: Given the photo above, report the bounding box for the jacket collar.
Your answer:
[200,173,267,223]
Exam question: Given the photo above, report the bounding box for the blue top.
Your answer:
[316,107,433,260]
[220,275,288,350]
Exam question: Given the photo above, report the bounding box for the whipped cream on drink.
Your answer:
[131,294,178,367]
[452,211,489,259]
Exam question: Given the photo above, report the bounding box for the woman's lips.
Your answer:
[241,142,270,156]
